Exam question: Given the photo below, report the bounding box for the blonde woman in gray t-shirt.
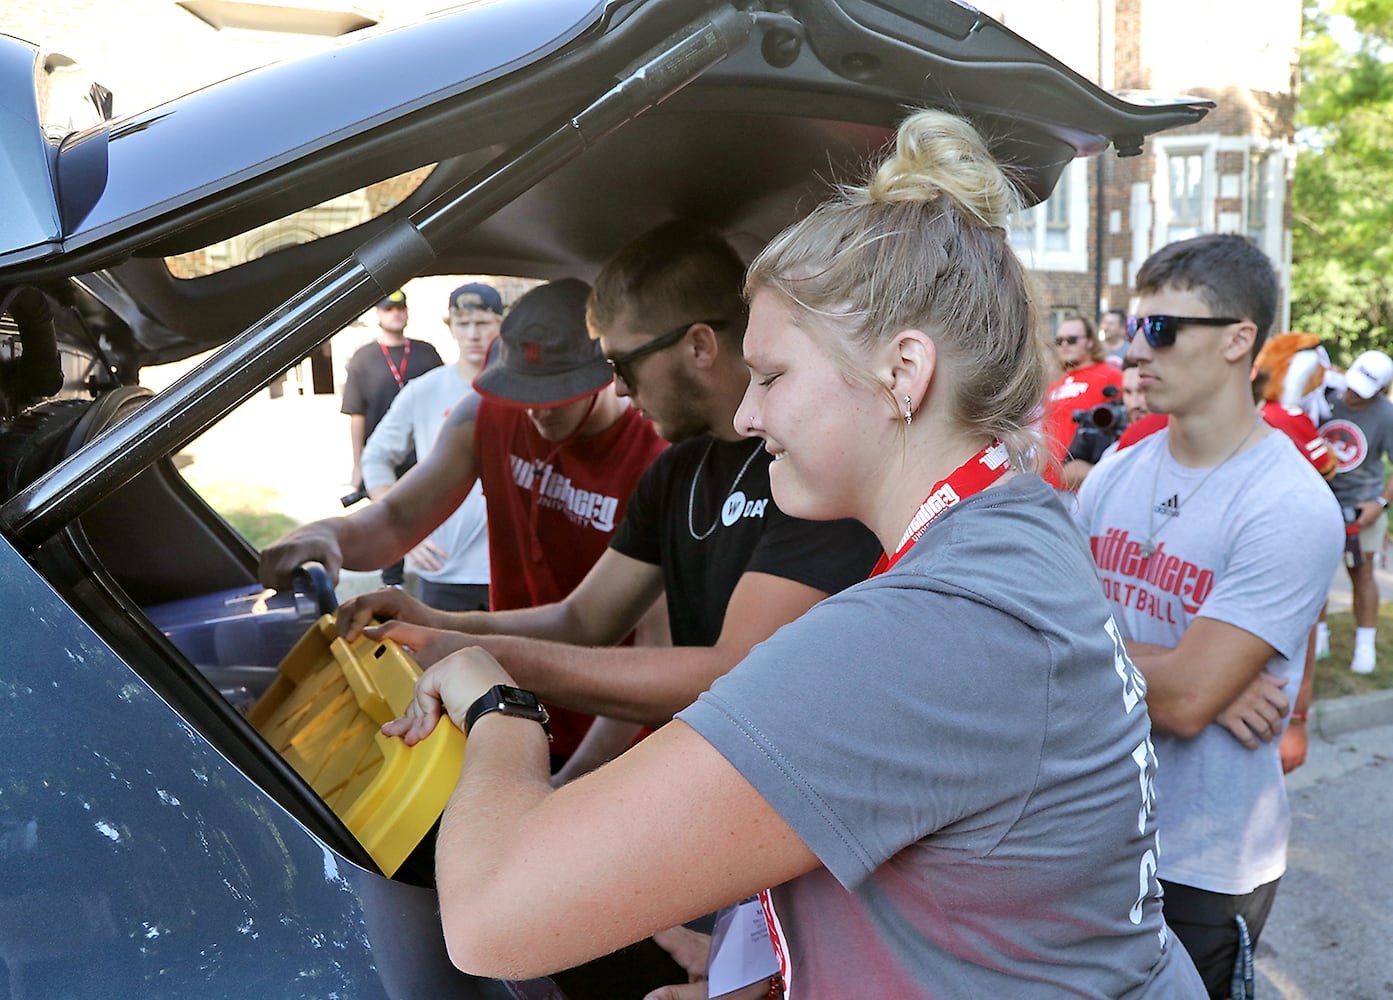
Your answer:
[382,110,1205,998]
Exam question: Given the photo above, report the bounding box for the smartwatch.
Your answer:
[463,684,552,740]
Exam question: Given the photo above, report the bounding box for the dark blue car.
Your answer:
[0,1,1208,995]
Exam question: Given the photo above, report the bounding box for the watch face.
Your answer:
[498,686,542,712]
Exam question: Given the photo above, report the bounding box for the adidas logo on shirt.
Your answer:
[1153,494,1180,518]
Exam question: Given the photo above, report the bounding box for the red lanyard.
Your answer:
[379,340,411,388]
[869,440,1011,577]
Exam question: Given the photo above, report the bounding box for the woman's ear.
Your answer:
[884,329,937,417]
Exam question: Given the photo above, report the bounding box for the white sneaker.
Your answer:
[1351,646,1376,675]
[1315,631,1330,661]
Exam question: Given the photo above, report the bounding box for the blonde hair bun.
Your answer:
[746,108,1043,467]
[860,108,1020,229]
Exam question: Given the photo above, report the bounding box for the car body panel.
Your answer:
[0,38,66,268]
[0,534,562,998]
[12,0,605,266]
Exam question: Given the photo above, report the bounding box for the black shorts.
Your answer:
[1161,877,1281,999]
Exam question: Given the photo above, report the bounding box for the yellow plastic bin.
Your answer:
[246,614,465,875]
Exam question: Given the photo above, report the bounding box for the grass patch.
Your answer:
[1315,608,1393,700]
[222,508,302,551]
[189,479,301,551]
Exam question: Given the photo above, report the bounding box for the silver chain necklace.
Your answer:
[688,439,765,540]
[1141,416,1262,558]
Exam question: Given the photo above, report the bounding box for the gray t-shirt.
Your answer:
[1319,389,1393,507]
[1075,430,1342,895]
[680,476,1203,999]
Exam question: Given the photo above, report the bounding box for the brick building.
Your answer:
[990,0,1302,335]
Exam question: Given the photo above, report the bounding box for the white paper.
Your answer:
[707,897,779,998]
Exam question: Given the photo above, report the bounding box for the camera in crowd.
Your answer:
[1067,385,1127,465]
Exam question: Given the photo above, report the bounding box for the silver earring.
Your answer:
[904,396,913,427]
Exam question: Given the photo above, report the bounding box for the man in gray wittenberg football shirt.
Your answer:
[1074,234,1342,997]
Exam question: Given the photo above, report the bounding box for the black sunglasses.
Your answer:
[1126,314,1241,349]
[607,319,725,388]
[1054,334,1083,346]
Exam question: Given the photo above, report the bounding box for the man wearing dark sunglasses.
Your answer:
[1074,234,1343,998]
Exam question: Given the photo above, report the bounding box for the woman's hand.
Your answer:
[381,646,516,745]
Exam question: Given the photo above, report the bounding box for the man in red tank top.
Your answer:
[261,279,667,766]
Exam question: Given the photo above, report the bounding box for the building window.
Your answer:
[1009,158,1089,273]
[1153,136,1217,246]
[1048,307,1079,335]
[1168,151,1205,230]
[165,164,436,278]
[1045,177,1071,251]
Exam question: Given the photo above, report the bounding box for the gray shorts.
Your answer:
[1358,510,1388,562]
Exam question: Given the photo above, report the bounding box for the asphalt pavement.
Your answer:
[1254,720,1393,998]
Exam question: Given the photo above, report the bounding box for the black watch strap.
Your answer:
[463,684,551,740]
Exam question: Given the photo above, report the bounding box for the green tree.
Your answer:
[1292,0,1393,363]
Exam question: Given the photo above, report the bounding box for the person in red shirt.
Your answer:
[1040,312,1123,489]
[1122,358,1152,425]
[260,279,668,767]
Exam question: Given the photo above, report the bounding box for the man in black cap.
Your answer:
[263,279,668,767]
[339,289,444,585]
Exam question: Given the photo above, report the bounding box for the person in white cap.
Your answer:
[1317,348,1393,673]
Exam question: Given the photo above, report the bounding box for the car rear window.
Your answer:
[165,163,435,278]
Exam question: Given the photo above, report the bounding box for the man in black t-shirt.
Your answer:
[340,290,444,492]
[610,433,871,648]
[338,222,879,727]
